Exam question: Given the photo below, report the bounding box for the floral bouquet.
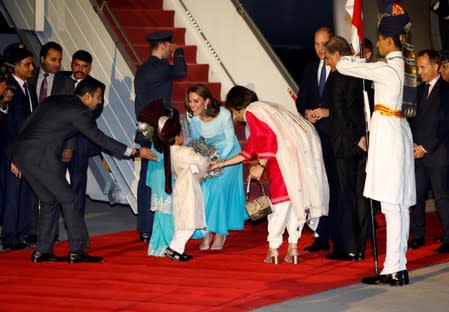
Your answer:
[190,137,223,179]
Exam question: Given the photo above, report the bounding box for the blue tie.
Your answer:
[319,62,326,96]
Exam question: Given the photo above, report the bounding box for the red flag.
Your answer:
[345,0,364,55]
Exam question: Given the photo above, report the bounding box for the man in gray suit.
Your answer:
[8,79,153,263]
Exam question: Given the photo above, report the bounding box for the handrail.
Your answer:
[89,0,141,72]
[177,0,236,85]
[230,0,299,95]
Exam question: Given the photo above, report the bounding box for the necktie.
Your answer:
[39,73,49,102]
[319,62,326,96]
[23,82,32,113]
[424,83,430,99]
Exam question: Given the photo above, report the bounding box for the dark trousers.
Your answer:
[137,159,154,235]
[0,157,34,245]
[412,161,449,243]
[332,156,358,254]
[315,135,337,243]
[67,140,90,217]
[13,153,89,253]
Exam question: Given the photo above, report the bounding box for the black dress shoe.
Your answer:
[362,270,409,286]
[69,252,104,263]
[32,251,67,263]
[434,236,443,243]
[3,242,29,250]
[434,243,449,254]
[408,238,424,249]
[304,241,330,252]
[325,252,357,261]
[139,232,150,243]
[164,247,193,262]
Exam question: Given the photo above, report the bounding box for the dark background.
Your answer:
[240,0,334,85]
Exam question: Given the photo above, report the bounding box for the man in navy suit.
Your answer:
[0,48,38,250]
[296,27,336,253]
[409,49,449,254]
[133,30,187,242]
[62,50,105,218]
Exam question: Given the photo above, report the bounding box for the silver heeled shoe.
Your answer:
[284,244,299,264]
[264,248,279,264]
[210,234,227,250]
[199,232,212,250]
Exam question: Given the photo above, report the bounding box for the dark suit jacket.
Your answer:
[61,72,106,156]
[30,69,75,98]
[7,95,127,172]
[410,78,449,166]
[295,60,331,136]
[0,76,39,150]
[327,71,366,158]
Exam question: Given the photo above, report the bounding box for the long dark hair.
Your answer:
[185,84,221,118]
[224,86,258,111]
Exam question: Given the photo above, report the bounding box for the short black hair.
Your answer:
[75,78,103,96]
[40,41,63,58]
[364,38,374,52]
[72,50,93,64]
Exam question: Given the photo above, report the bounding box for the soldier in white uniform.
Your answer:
[336,5,416,286]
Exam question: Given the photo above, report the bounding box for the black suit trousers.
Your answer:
[13,151,89,253]
[412,160,449,242]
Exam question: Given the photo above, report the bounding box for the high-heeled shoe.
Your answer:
[199,232,212,250]
[210,234,226,250]
[264,248,279,264]
[284,244,299,264]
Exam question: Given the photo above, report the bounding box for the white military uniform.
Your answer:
[337,51,416,274]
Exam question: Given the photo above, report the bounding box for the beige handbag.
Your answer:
[245,178,273,222]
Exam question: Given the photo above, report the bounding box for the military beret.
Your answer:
[439,49,449,64]
[146,30,173,44]
[378,14,411,37]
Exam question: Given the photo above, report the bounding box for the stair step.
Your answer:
[112,9,174,27]
[172,81,221,103]
[123,26,185,45]
[134,44,197,63]
[107,0,163,10]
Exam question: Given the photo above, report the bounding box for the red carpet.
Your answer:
[1,213,448,311]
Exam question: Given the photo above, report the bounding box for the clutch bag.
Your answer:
[245,178,272,222]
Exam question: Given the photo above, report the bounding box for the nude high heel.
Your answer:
[284,243,299,264]
[210,234,226,250]
[199,232,212,250]
[264,248,279,264]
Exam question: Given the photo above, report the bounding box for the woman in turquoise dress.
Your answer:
[185,84,247,250]
[146,147,175,256]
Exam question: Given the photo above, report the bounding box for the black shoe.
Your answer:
[139,232,150,243]
[32,250,67,263]
[68,252,104,263]
[362,270,409,286]
[325,252,357,261]
[164,247,193,262]
[408,238,425,249]
[3,242,29,250]
[434,243,449,254]
[304,241,330,252]
[434,236,443,243]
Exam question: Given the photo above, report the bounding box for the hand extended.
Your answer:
[61,148,73,163]
[132,147,157,161]
[11,162,21,179]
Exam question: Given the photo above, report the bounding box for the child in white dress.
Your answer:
[156,115,209,261]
